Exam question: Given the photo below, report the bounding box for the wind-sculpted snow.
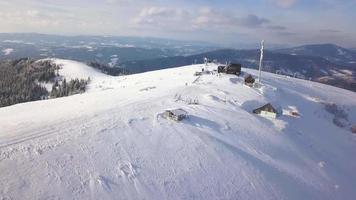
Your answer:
[0,62,355,200]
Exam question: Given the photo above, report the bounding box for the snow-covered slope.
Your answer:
[49,59,113,92]
[52,59,108,81]
[0,61,356,200]
[37,58,116,93]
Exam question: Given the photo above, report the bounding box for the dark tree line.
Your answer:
[50,78,89,98]
[0,58,89,108]
[87,61,129,76]
[0,58,58,107]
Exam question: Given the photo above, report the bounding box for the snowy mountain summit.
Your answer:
[0,60,356,200]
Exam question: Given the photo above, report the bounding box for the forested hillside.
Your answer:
[0,58,89,107]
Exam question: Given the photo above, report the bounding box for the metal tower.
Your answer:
[258,40,265,84]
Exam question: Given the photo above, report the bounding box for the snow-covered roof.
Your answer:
[167,108,188,116]
[253,103,278,113]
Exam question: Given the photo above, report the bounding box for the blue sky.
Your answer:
[0,0,355,47]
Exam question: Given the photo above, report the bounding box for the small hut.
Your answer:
[218,63,241,75]
[218,65,225,73]
[244,74,255,86]
[163,109,188,121]
[226,63,241,75]
[253,103,279,119]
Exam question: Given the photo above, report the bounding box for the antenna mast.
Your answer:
[258,40,264,84]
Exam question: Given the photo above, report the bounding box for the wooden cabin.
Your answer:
[218,63,241,75]
[217,65,225,73]
[253,103,279,119]
[163,109,188,121]
[226,63,241,75]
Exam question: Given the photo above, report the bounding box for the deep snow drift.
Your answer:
[0,60,356,200]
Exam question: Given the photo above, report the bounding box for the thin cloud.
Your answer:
[191,8,270,29]
[277,31,297,36]
[320,29,341,33]
[0,0,355,46]
[132,6,187,27]
[272,0,299,8]
[268,25,287,30]
[239,14,270,28]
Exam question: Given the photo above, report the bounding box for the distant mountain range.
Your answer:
[0,33,218,64]
[121,48,340,74]
[0,33,355,91]
[275,44,356,68]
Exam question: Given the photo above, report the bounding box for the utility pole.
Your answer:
[258,40,265,84]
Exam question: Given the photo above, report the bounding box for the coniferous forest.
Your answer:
[0,58,89,108]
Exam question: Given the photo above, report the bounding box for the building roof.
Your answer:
[167,109,188,116]
[253,103,278,114]
[229,63,241,66]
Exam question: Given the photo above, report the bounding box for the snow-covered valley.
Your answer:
[0,60,356,200]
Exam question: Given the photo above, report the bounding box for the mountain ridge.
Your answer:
[1,33,355,92]
[120,48,356,92]
[0,60,355,199]
[275,43,356,67]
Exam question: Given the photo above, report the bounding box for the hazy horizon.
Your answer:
[1,0,356,47]
[1,32,355,50]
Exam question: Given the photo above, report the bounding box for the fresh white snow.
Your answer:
[52,59,108,81]
[51,59,114,92]
[0,61,356,200]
